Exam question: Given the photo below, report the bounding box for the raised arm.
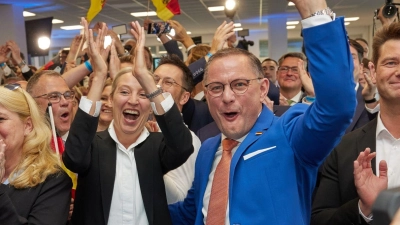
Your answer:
[284,0,356,165]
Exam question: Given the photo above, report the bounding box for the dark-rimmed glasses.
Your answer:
[204,78,261,97]
[33,91,75,104]
[277,66,299,74]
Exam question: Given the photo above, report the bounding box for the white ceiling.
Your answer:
[1,0,386,40]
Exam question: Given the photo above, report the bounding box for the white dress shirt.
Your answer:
[202,134,247,225]
[163,130,201,204]
[359,112,400,223]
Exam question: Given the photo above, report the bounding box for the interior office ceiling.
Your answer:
[0,0,386,40]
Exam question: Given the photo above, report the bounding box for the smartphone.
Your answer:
[147,22,171,34]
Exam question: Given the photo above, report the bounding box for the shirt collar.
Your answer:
[290,90,303,103]
[376,112,397,140]
[108,120,150,151]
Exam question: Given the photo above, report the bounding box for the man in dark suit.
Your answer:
[311,22,400,225]
[169,1,356,223]
[63,20,193,225]
[346,39,374,133]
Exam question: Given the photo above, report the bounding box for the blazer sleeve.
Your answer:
[63,108,99,173]
[169,185,197,225]
[0,171,72,225]
[311,148,368,225]
[155,103,194,174]
[164,40,184,60]
[284,17,357,166]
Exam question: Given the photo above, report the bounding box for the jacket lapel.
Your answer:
[357,118,377,174]
[97,131,117,223]
[230,106,274,179]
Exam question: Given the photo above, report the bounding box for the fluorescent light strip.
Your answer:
[288,2,295,6]
[186,31,192,34]
[52,19,64,24]
[344,22,350,26]
[234,23,242,27]
[60,25,84,30]
[23,11,36,17]
[287,26,296,29]
[344,17,359,22]
[208,6,225,11]
[131,11,157,17]
[233,27,243,31]
[286,21,299,25]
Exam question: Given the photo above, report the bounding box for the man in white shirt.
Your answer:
[312,22,400,225]
[153,54,201,204]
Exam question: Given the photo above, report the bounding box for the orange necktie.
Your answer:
[206,138,239,225]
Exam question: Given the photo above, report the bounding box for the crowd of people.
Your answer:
[1,0,400,224]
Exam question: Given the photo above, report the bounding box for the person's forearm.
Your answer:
[62,63,91,89]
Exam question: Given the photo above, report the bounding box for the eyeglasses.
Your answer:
[204,78,261,97]
[154,75,188,92]
[33,91,75,103]
[277,66,299,74]
[4,83,21,91]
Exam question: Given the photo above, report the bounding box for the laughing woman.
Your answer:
[97,78,113,132]
[63,19,193,225]
[0,83,72,225]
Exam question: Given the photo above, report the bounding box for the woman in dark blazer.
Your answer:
[63,19,193,225]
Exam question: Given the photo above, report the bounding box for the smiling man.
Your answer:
[168,0,356,224]
[277,52,307,105]
[27,70,74,140]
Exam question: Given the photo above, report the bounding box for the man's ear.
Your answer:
[179,91,191,106]
[259,78,269,103]
[24,117,33,136]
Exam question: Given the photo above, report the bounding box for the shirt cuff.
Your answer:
[2,65,11,76]
[151,92,174,115]
[302,15,333,29]
[79,96,102,117]
[365,103,380,114]
[358,200,373,223]
[21,64,30,73]
[186,44,196,53]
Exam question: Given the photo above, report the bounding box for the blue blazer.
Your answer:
[169,18,356,225]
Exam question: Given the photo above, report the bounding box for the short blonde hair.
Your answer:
[0,85,60,188]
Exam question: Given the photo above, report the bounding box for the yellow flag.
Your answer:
[87,0,106,22]
[152,0,181,21]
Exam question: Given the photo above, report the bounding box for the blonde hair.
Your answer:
[186,44,211,65]
[0,85,60,188]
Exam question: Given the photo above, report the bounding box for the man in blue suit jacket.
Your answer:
[169,0,356,224]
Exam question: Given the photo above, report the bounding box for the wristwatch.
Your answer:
[18,60,26,68]
[309,7,335,20]
[145,87,163,100]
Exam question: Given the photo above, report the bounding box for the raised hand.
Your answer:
[129,21,152,81]
[354,148,388,216]
[66,35,83,64]
[209,21,235,55]
[6,40,23,65]
[109,40,120,80]
[0,139,6,182]
[362,62,377,101]
[289,0,328,19]
[82,17,108,78]
[298,60,315,97]
[0,45,10,64]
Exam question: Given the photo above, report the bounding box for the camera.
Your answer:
[147,22,171,35]
[372,187,400,225]
[376,0,399,19]
[237,29,254,51]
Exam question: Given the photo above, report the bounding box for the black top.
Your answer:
[0,170,72,225]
